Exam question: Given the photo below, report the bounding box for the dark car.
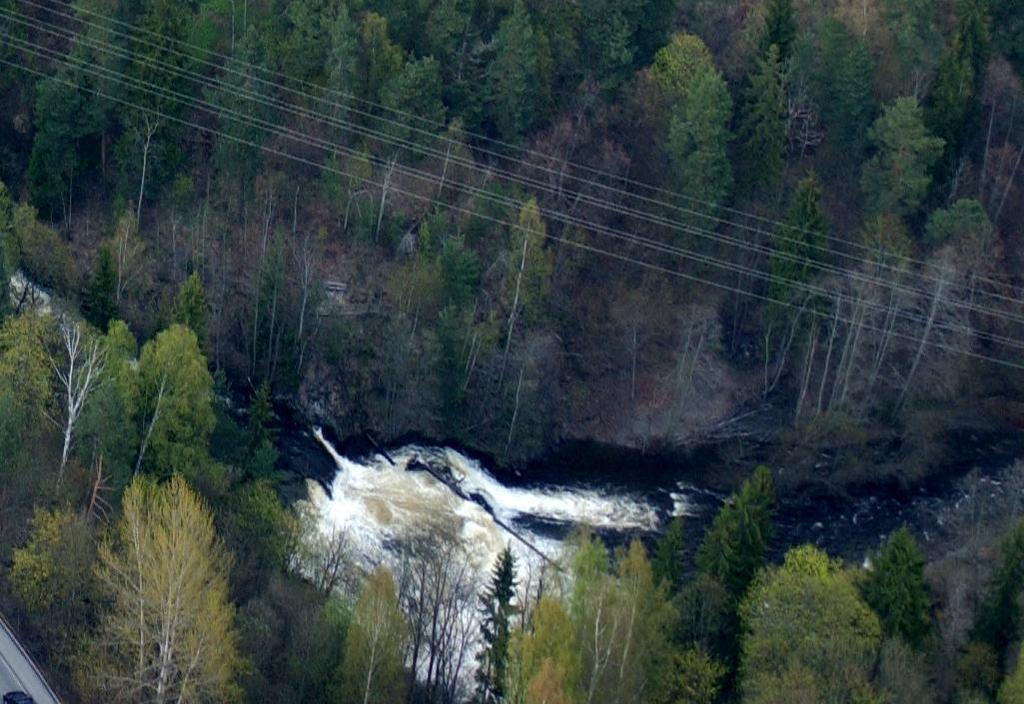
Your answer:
[3,692,34,704]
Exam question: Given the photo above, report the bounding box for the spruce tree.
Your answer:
[83,246,118,332]
[813,18,875,155]
[477,547,517,703]
[244,380,278,478]
[738,44,786,195]
[759,0,796,62]
[926,0,991,177]
[653,515,685,593]
[862,526,931,648]
[695,465,776,599]
[973,519,1024,669]
[768,174,826,309]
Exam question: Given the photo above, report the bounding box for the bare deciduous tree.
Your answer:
[52,320,106,480]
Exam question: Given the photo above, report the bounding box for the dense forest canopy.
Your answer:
[2,0,1024,701]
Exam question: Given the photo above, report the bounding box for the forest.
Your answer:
[2,0,1024,700]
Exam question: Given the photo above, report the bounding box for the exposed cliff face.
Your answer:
[295,304,763,464]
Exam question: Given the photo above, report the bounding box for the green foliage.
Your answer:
[11,204,76,294]
[83,246,118,332]
[654,34,733,220]
[27,75,103,217]
[768,175,827,309]
[221,479,297,592]
[83,475,241,702]
[973,519,1024,668]
[653,515,685,593]
[209,27,274,195]
[505,199,553,326]
[0,314,50,431]
[507,596,580,703]
[960,641,1001,699]
[172,271,209,349]
[75,320,139,485]
[804,17,875,156]
[567,535,677,704]
[759,0,796,62]
[358,13,404,104]
[439,234,481,310]
[339,567,407,704]
[244,380,278,478]
[11,506,96,616]
[281,0,342,82]
[1001,647,1024,704]
[862,526,931,647]
[875,638,934,704]
[879,0,941,97]
[0,180,11,321]
[579,0,638,91]
[695,465,776,598]
[862,97,944,217]
[926,0,991,173]
[675,573,731,656]
[738,44,786,195]
[993,0,1024,77]
[477,547,517,703]
[739,545,882,704]
[652,33,716,101]
[380,57,446,150]
[487,2,551,142]
[924,198,993,248]
[326,2,359,110]
[136,324,215,477]
[664,648,726,704]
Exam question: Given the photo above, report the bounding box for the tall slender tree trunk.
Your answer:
[898,275,947,411]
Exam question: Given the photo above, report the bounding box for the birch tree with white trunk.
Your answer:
[52,320,106,480]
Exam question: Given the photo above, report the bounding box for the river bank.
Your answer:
[271,395,1024,565]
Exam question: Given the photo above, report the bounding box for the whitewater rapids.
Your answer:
[302,429,680,577]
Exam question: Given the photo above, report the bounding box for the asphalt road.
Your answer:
[0,616,59,704]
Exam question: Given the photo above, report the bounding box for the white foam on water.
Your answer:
[304,429,667,580]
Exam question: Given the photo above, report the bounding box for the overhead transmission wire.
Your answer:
[3,32,1024,367]
[4,25,1023,359]
[8,27,1024,352]
[17,0,1024,303]
[7,8,1024,345]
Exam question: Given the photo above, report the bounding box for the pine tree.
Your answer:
[477,547,517,703]
[83,246,118,332]
[862,526,931,648]
[768,174,826,310]
[760,0,796,62]
[738,44,786,195]
[695,465,776,599]
[862,97,945,216]
[652,515,684,593]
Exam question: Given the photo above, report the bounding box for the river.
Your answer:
[277,419,1024,579]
